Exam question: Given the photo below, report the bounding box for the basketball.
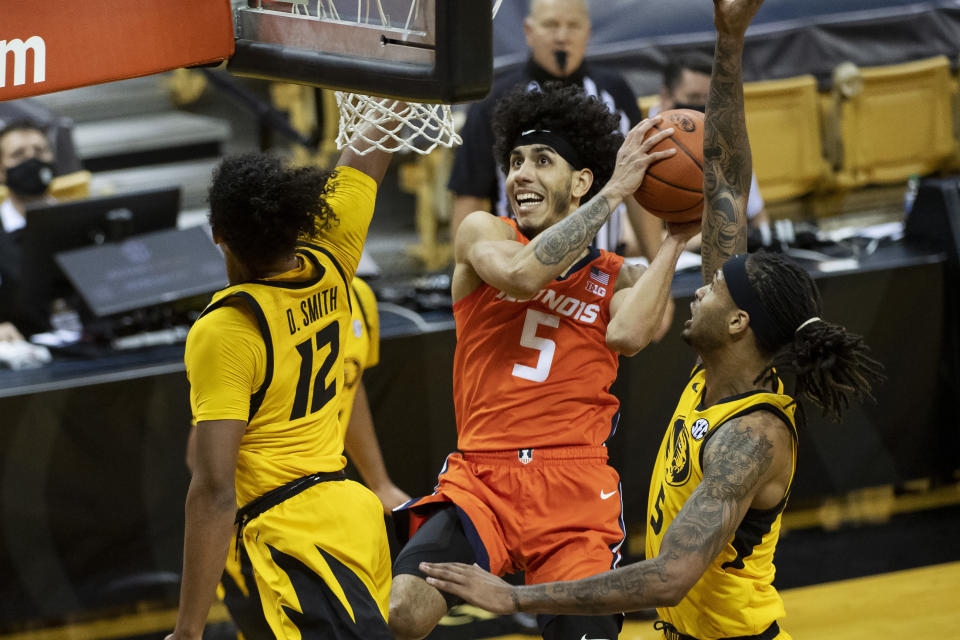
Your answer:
[633,109,705,223]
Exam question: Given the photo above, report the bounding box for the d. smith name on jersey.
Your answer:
[494,288,601,325]
[286,286,338,334]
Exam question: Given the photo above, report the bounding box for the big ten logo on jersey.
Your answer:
[286,286,338,335]
[494,288,600,325]
[666,418,692,486]
[0,36,46,89]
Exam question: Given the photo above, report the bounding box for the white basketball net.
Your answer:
[333,0,501,154]
[335,93,462,155]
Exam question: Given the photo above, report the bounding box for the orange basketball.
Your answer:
[633,109,704,222]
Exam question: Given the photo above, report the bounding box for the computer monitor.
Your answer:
[54,226,228,318]
[20,187,181,317]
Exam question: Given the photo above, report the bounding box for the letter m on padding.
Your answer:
[0,36,47,89]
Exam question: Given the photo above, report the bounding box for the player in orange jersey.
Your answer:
[388,82,701,640]
[420,3,881,640]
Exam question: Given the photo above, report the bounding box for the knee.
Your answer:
[388,576,444,640]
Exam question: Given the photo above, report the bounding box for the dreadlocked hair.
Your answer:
[746,252,885,422]
[492,82,624,203]
[208,152,337,275]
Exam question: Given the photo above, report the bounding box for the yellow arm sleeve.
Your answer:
[312,165,377,282]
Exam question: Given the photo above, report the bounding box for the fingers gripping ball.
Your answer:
[634,109,704,222]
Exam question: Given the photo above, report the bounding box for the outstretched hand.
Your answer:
[713,0,765,37]
[420,562,519,615]
[606,117,677,201]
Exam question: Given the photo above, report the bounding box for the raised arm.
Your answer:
[419,411,793,615]
[336,131,394,186]
[699,0,763,283]
[336,103,413,185]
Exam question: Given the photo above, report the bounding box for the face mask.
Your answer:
[4,157,54,197]
[673,103,706,113]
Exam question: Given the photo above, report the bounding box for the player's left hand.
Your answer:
[420,562,518,615]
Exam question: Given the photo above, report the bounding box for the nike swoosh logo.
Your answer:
[600,489,617,500]
[580,635,611,640]
[692,382,700,392]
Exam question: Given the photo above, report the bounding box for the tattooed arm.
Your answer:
[700,0,764,284]
[450,118,676,302]
[419,411,793,615]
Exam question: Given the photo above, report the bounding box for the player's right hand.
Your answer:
[606,117,676,202]
[420,562,518,615]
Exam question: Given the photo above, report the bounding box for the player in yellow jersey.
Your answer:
[419,2,884,639]
[192,275,412,637]
[167,133,397,640]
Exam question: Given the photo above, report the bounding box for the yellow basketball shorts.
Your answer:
[218,477,392,639]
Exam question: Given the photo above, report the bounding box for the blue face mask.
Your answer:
[5,157,54,197]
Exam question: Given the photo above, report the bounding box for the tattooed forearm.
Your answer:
[500,418,778,616]
[532,195,612,265]
[513,559,674,615]
[662,419,774,564]
[701,34,750,283]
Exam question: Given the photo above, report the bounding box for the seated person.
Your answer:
[0,119,57,336]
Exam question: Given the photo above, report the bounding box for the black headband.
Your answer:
[512,129,585,170]
[721,254,789,349]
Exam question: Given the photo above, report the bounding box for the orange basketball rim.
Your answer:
[1,0,235,102]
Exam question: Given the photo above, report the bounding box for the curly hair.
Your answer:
[207,153,337,275]
[492,83,624,203]
[746,252,886,423]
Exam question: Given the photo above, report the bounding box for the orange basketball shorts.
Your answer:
[399,446,626,584]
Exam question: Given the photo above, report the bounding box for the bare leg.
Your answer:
[388,574,448,640]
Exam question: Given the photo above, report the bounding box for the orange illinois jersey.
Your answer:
[452,220,624,451]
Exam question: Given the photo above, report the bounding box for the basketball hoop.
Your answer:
[236,1,493,150]
[335,92,461,155]
[331,0,501,154]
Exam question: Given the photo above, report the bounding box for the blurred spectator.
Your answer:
[0,101,82,176]
[0,120,59,336]
[448,0,662,259]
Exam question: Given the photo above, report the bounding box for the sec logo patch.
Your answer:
[691,418,709,440]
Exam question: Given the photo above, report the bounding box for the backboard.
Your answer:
[228,0,493,103]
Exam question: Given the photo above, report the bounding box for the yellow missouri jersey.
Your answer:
[339,276,380,427]
[185,166,376,507]
[646,366,798,640]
